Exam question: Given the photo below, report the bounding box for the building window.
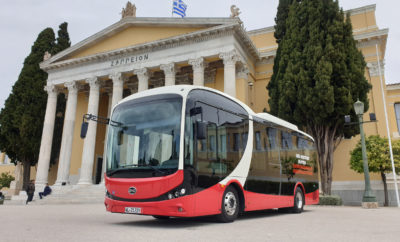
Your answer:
[395,103,400,133]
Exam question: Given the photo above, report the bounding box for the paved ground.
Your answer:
[1,204,399,242]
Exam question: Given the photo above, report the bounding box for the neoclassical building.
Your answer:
[1,3,398,205]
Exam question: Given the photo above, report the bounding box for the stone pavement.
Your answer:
[0,204,399,242]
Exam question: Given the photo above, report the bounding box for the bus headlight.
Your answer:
[180,188,186,195]
[168,193,174,200]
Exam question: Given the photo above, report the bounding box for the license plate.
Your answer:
[125,207,142,214]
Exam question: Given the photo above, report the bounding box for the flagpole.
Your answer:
[376,43,400,207]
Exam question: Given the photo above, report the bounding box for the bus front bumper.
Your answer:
[104,195,196,217]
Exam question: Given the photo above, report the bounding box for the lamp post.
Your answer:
[354,100,377,206]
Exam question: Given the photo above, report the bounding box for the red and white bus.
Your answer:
[101,85,319,222]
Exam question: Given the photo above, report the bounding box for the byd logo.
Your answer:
[128,187,137,195]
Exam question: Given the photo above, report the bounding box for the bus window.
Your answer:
[267,128,277,150]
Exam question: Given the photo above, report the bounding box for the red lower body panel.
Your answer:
[105,182,319,217]
[305,189,319,205]
[105,184,225,217]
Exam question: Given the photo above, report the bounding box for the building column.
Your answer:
[78,77,100,185]
[35,84,58,186]
[55,81,79,186]
[220,50,240,97]
[134,68,149,92]
[189,58,206,86]
[160,63,177,86]
[110,72,124,109]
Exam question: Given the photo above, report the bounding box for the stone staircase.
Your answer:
[5,184,105,205]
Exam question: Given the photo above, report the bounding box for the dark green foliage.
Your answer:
[267,0,371,194]
[319,195,342,205]
[53,22,71,54]
[267,0,293,115]
[0,172,15,189]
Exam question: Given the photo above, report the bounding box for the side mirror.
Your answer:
[196,121,207,140]
[80,121,88,139]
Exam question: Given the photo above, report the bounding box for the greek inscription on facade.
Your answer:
[110,54,149,67]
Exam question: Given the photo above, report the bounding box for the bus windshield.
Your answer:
[106,95,182,178]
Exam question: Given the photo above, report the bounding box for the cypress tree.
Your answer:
[0,28,56,188]
[267,0,294,115]
[53,22,71,54]
[268,0,371,194]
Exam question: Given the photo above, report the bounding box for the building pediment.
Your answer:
[41,17,259,71]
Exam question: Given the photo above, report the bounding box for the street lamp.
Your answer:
[354,99,378,207]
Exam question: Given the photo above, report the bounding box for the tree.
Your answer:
[267,0,371,194]
[267,0,293,116]
[350,135,400,206]
[0,28,56,189]
[0,23,71,189]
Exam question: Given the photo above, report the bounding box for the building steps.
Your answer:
[4,184,105,205]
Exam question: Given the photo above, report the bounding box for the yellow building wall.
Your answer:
[69,26,204,59]
[349,11,378,33]
[70,92,88,176]
[204,67,224,92]
[249,31,276,53]
[92,94,110,177]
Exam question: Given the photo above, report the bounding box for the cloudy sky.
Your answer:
[0,0,397,109]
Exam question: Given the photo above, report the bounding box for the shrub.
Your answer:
[319,195,343,206]
[0,172,14,189]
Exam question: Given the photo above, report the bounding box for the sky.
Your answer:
[0,0,398,109]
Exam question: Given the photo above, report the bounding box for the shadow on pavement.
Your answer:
[111,208,314,228]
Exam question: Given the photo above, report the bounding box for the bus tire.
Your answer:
[152,215,170,220]
[292,187,304,213]
[217,186,239,223]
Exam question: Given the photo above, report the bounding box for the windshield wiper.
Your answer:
[107,164,139,176]
[146,165,166,174]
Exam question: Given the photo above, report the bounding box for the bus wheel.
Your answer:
[152,215,170,220]
[292,187,304,213]
[217,186,239,223]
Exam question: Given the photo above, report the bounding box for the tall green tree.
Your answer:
[350,135,400,206]
[0,28,56,189]
[267,0,371,194]
[267,0,293,115]
[0,22,71,189]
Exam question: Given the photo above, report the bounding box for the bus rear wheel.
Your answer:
[292,187,304,213]
[217,186,239,223]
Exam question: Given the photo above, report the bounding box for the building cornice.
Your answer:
[41,17,241,68]
[354,28,389,41]
[344,4,376,16]
[247,26,275,36]
[40,18,259,71]
[386,83,400,90]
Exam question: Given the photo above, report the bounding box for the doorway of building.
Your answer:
[95,157,103,184]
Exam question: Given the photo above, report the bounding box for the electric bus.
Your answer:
[97,85,319,222]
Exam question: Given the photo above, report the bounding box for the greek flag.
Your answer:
[172,0,187,18]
